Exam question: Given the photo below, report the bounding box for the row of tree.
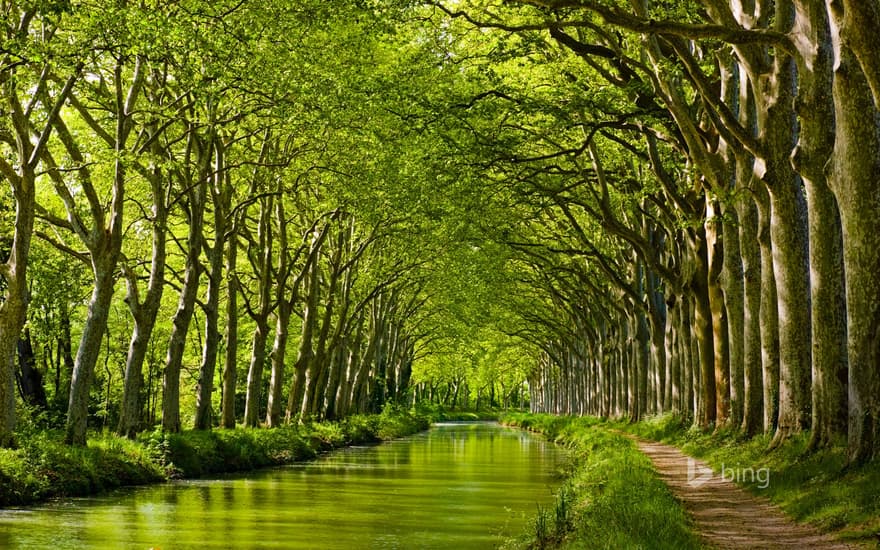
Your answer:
[1,1,435,446]
[425,0,878,464]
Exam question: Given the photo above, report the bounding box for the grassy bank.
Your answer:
[415,403,504,422]
[501,412,702,549]
[613,414,880,545]
[0,408,428,508]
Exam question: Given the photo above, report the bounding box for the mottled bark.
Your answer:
[118,166,167,438]
[243,193,274,428]
[707,202,731,425]
[194,142,236,430]
[720,201,745,428]
[220,231,239,429]
[826,22,880,463]
[286,238,320,422]
[755,185,780,432]
[737,190,764,436]
[791,0,848,449]
[692,230,717,427]
[162,247,201,434]
[161,133,209,434]
[65,58,142,445]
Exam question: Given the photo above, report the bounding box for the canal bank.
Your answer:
[501,413,702,549]
[0,409,428,508]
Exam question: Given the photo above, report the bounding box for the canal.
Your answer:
[0,422,567,549]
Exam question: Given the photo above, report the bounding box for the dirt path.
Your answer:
[631,437,857,549]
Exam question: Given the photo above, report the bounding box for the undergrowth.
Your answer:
[0,407,428,507]
[502,413,702,549]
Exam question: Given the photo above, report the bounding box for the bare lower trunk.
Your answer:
[66,265,116,445]
[118,174,167,438]
[768,180,813,444]
[266,303,291,427]
[162,257,201,434]
[194,261,222,430]
[756,186,780,433]
[827,31,880,463]
[117,316,153,438]
[693,231,717,427]
[707,204,731,425]
[720,202,745,428]
[220,236,239,429]
[738,192,764,436]
[0,182,34,446]
[243,322,270,427]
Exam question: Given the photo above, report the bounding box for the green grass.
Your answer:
[0,408,429,507]
[0,429,165,506]
[502,413,702,549]
[611,413,880,545]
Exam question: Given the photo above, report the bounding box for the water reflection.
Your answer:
[0,422,566,549]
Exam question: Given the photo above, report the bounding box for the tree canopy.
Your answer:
[2,0,878,464]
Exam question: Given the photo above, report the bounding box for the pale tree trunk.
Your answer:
[734,61,766,436]
[664,295,677,412]
[286,234,321,422]
[691,230,717,427]
[755,185,780,432]
[720,201,745,428]
[767,178,812,444]
[220,230,239,428]
[678,294,694,419]
[748,3,813,446]
[334,311,365,418]
[0,165,36,445]
[791,0,848,449]
[243,192,274,428]
[63,58,143,445]
[162,239,202,433]
[737,188,765,436]
[305,229,346,418]
[162,131,210,434]
[707,201,731,425]
[194,143,229,431]
[826,13,880,462]
[118,165,168,438]
[0,14,80,447]
[265,300,292,427]
[267,218,331,426]
[0,75,79,447]
[834,0,880,108]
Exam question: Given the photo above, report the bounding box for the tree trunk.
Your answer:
[720,201,745,429]
[220,231,239,429]
[756,186,781,433]
[194,144,230,431]
[737,190,764,436]
[118,169,167,438]
[67,262,117,444]
[243,191,274,428]
[826,26,880,463]
[707,202,731,425]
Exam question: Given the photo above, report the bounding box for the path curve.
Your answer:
[630,437,857,549]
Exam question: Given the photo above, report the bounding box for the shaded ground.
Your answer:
[631,437,859,549]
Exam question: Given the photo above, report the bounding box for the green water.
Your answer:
[0,422,567,549]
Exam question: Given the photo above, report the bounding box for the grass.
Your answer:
[0,429,165,506]
[0,407,429,507]
[501,412,702,549]
[612,413,880,545]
